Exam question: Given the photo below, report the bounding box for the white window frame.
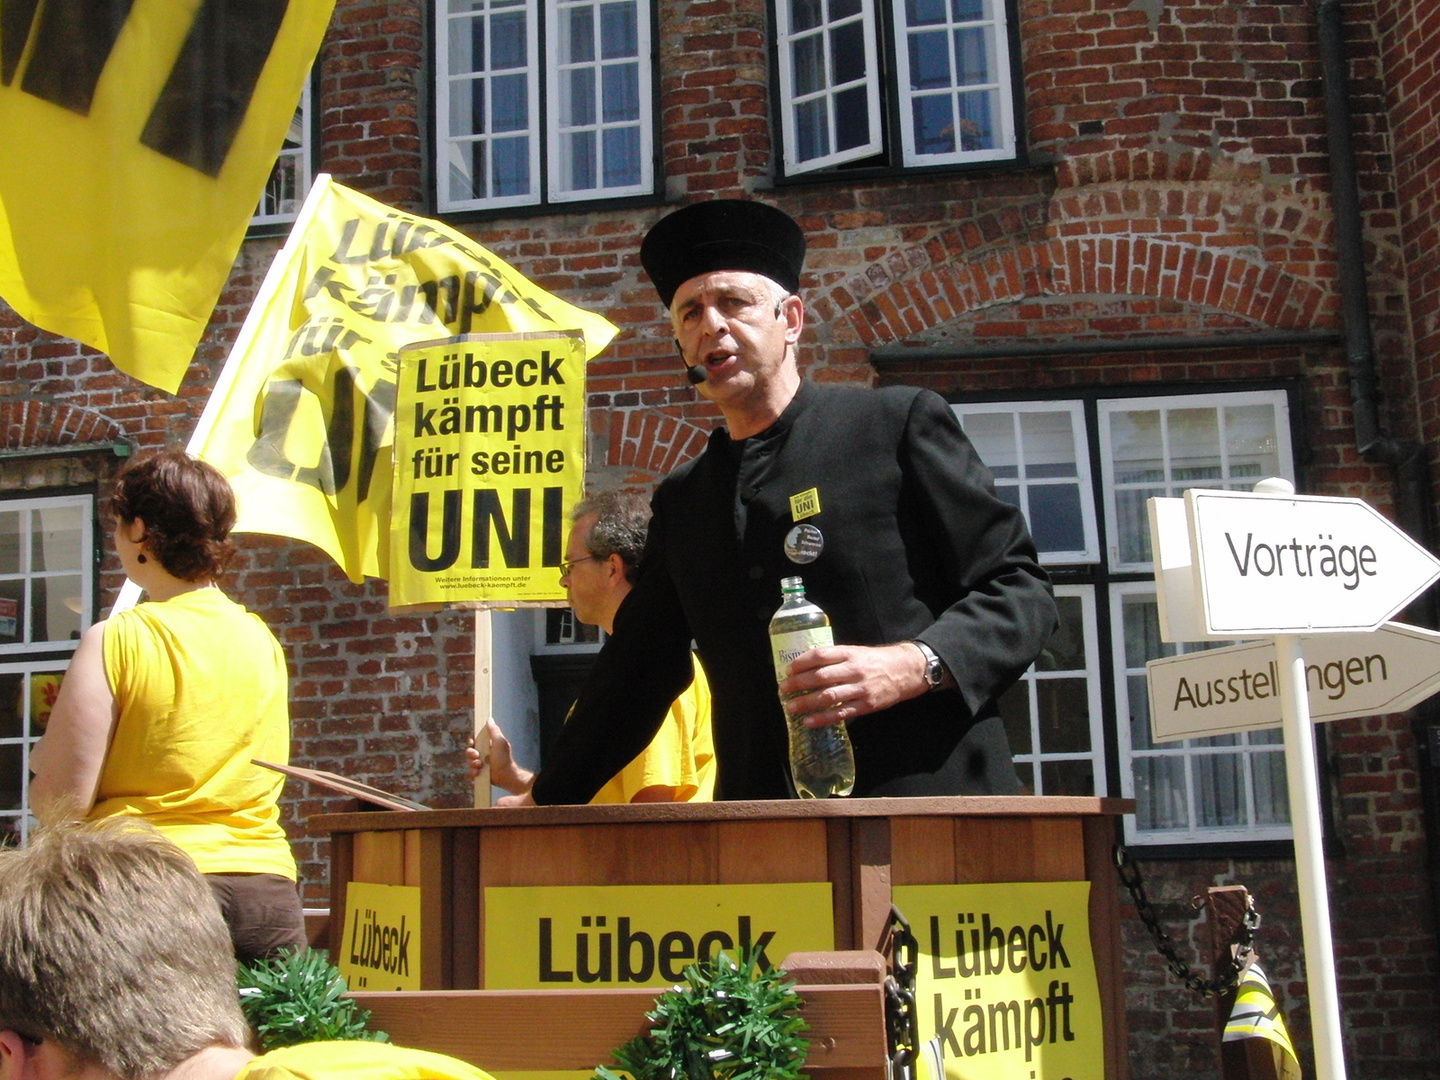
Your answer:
[252,77,313,225]
[1110,580,1292,845]
[0,657,68,846]
[1003,583,1107,797]
[545,0,653,203]
[775,0,1017,177]
[775,0,884,175]
[1097,391,1295,573]
[952,400,1099,565]
[0,493,94,657]
[961,388,1296,847]
[437,0,654,212]
[891,0,1017,167]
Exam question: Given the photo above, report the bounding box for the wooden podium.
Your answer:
[316,796,1131,1078]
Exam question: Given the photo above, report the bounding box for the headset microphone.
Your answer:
[677,340,707,384]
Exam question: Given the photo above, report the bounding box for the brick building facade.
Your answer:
[4,0,1440,1075]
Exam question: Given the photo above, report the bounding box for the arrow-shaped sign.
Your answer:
[1187,488,1440,635]
[1146,621,1440,742]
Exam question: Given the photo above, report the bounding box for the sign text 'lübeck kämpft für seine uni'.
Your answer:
[896,882,1105,1080]
[481,884,835,991]
[337,881,422,991]
[389,333,586,608]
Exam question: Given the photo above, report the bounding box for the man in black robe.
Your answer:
[520,200,1057,802]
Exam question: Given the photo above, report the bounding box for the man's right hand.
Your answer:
[467,719,536,797]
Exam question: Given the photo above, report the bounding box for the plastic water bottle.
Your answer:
[768,576,856,798]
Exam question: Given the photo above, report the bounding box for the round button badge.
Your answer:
[784,523,824,564]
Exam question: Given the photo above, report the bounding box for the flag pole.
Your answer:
[473,608,493,807]
[112,174,335,616]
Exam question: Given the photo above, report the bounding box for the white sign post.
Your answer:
[1148,479,1440,1080]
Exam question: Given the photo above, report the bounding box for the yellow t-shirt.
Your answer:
[590,655,715,804]
[234,1042,498,1080]
[93,588,295,878]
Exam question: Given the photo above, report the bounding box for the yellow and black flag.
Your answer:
[0,0,334,393]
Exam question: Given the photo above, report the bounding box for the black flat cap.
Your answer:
[640,200,806,307]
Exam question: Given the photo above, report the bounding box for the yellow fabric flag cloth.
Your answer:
[0,0,334,393]
[193,175,618,583]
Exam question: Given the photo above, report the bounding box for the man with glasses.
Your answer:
[505,199,1055,805]
[471,490,715,804]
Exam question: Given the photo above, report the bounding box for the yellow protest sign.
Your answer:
[894,882,1104,1080]
[0,0,334,393]
[193,175,617,582]
[337,881,422,991]
[389,333,584,608]
[483,883,834,990]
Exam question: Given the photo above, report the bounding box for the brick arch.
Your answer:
[602,405,711,473]
[1,400,128,453]
[832,236,1332,349]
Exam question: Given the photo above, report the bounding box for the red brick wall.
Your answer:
[4,0,1440,1075]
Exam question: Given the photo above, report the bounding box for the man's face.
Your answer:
[670,271,804,411]
[559,514,614,629]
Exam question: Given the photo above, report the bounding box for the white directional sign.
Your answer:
[1187,488,1440,635]
[1147,622,1440,742]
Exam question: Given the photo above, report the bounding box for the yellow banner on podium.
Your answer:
[896,881,1104,1080]
[389,333,586,609]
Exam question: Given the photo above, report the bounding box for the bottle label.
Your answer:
[770,626,834,681]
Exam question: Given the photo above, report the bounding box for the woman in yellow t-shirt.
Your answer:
[31,450,305,962]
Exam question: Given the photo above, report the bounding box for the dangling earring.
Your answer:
[137,552,148,563]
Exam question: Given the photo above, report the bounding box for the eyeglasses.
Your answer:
[558,555,604,577]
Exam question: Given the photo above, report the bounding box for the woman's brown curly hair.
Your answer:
[109,451,237,582]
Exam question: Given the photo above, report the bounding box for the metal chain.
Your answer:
[1114,844,1259,998]
[882,905,920,1080]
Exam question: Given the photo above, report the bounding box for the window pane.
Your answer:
[830,0,862,18]
[907,0,947,25]
[450,79,484,136]
[0,743,20,811]
[1027,485,1085,553]
[952,0,989,17]
[796,97,829,161]
[448,141,485,202]
[565,67,596,126]
[602,126,641,186]
[834,86,870,151]
[831,20,867,84]
[602,63,638,121]
[1225,404,1282,480]
[493,73,528,131]
[0,511,18,574]
[566,6,595,62]
[492,135,530,194]
[1042,759,1095,797]
[1134,755,1187,831]
[957,89,997,149]
[0,671,20,738]
[491,10,527,67]
[998,682,1031,754]
[1038,595,1087,670]
[954,26,991,84]
[912,95,954,154]
[963,413,1015,475]
[0,584,18,646]
[793,33,825,97]
[566,130,596,189]
[600,2,638,58]
[1037,679,1090,754]
[909,30,951,89]
[34,576,80,643]
[1252,751,1289,823]
[792,0,824,32]
[450,17,484,74]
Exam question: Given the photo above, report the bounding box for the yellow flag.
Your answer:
[1223,962,1302,1080]
[193,175,618,583]
[0,0,334,393]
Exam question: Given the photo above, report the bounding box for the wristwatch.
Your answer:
[914,640,946,691]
